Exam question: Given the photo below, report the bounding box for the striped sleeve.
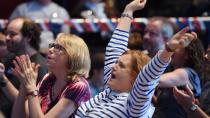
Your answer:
[127,51,170,117]
[76,88,111,116]
[104,29,129,88]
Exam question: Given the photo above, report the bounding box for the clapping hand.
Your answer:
[12,55,39,92]
[173,85,195,111]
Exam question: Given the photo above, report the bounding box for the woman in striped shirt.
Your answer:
[75,0,197,117]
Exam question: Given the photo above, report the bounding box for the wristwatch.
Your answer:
[27,90,38,97]
[190,104,198,112]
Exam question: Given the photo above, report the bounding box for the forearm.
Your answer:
[28,96,45,118]
[185,106,209,118]
[159,49,173,63]
[12,86,29,118]
[104,6,132,86]
[128,52,170,117]
[116,6,133,32]
[1,75,19,102]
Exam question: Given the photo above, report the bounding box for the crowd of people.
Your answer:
[0,0,210,118]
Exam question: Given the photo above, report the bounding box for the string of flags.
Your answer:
[1,17,210,34]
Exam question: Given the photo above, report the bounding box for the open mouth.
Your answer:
[111,74,116,79]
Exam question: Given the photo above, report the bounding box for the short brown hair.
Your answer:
[123,50,151,79]
[21,18,41,51]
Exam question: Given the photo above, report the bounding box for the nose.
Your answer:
[143,32,150,41]
[5,34,11,41]
[112,63,117,71]
[48,47,54,54]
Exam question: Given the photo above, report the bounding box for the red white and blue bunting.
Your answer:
[0,17,210,33]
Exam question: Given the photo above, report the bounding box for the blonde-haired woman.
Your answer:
[11,33,91,118]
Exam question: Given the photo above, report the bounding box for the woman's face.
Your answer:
[108,54,135,92]
[47,42,68,71]
[171,48,187,68]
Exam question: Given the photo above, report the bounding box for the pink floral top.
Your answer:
[37,73,90,117]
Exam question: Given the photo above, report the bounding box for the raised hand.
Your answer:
[129,0,147,11]
[12,55,39,92]
[125,0,147,12]
[166,27,197,51]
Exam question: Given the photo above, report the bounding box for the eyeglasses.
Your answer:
[48,43,66,52]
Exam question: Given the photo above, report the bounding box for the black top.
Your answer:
[152,68,201,118]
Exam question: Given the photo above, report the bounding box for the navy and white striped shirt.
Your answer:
[75,29,170,118]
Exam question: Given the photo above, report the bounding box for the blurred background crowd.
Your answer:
[1,0,210,19]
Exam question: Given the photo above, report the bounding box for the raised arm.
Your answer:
[128,27,197,117]
[104,0,147,88]
[158,68,193,88]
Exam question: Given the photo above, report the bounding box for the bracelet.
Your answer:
[121,13,133,20]
[165,42,175,52]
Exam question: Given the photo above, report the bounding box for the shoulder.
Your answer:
[184,67,201,97]
[16,1,35,9]
[63,77,90,105]
[50,2,70,18]
[68,76,89,90]
[183,67,200,82]
[16,2,28,8]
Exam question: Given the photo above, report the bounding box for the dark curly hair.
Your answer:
[184,38,205,83]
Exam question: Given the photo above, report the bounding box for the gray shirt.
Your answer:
[10,1,70,50]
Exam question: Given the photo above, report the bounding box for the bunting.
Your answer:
[0,17,210,34]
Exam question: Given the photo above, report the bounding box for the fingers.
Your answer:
[185,85,194,98]
[191,32,197,38]
[173,86,182,104]
[13,59,22,73]
[26,55,32,69]
[173,86,188,98]
[20,55,28,71]
[173,86,181,97]
[15,56,24,72]
[177,27,188,36]
[11,68,22,79]
[14,55,34,72]
[127,0,147,11]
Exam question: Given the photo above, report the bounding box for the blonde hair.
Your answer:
[56,33,91,79]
